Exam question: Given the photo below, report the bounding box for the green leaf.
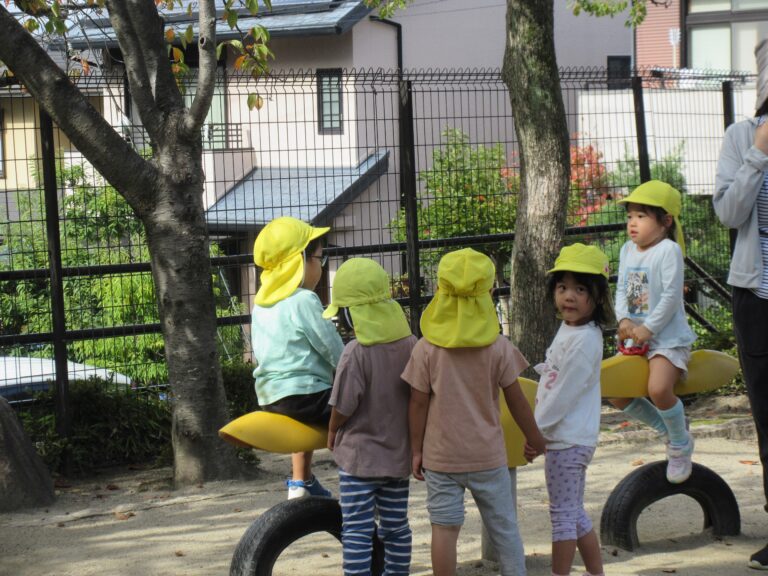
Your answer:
[184,24,194,46]
[226,10,239,29]
[216,41,226,60]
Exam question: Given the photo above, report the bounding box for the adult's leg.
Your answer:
[733,287,768,504]
[374,478,412,575]
[469,466,527,576]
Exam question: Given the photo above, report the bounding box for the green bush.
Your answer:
[19,379,172,475]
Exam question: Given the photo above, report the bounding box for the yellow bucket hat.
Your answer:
[548,243,610,279]
[618,180,686,255]
[420,248,499,348]
[253,216,329,306]
[322,258,412,346]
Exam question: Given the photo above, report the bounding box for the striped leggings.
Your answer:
[339,470,411,576]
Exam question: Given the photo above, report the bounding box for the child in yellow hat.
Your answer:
[530,243,615,576]
[402,247,545,576]
[323,258,416,575]
[610,180,697,484]
[251,216,344,499]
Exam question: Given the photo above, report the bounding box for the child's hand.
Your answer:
[412,453,425,481]
[327,430,337,451]
[526,432,547,460]
[523,442,541,462]
[617,319,636,341]
[631,324,653,346]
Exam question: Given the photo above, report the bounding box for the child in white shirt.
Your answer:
[528,243,614,576]
[610,180,697,484]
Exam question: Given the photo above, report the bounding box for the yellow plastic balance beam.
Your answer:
[600,349,740,398]
[219,350,740,464]
[219,378,539,468]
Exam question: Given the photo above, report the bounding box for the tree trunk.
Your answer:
[143,121,241,486]
[502,0,570,368]
[0,398,55,511]
[0,4,241,487]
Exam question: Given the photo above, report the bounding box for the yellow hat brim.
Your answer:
[547,261,608,278]
[322,303,339,319]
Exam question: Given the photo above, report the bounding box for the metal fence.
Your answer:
[0,66,754,411]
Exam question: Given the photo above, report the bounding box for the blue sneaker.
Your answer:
[286,476,332,499]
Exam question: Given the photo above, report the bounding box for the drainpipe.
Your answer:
[369,15,403,73]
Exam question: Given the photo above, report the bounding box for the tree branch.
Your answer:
[186,0,217,134]
[122,0,183,118]
[0,4,156,215]
[105,0,164,141]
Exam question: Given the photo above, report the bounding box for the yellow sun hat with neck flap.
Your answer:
[618,180,686,255]
[547,243,610,279]
[420,248,500,348]
[322,258,411,346]
[253,216,329,306]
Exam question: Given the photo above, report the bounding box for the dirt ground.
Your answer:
[1,395,767,576]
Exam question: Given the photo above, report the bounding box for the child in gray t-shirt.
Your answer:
[324,258,416,576]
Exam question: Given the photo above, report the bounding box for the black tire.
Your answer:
[600,460,740,551]
[230,497,385,576]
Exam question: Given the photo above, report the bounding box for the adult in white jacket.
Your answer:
[713,38,768,571]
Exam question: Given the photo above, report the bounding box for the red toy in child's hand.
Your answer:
[618,340,650,356]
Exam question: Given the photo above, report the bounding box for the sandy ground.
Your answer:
[2,396,767,576]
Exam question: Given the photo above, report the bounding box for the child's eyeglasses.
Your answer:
[311,254,328,267]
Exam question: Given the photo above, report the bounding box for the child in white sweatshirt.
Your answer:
[527,243,615,576]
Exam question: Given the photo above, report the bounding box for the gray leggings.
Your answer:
[544,445,595,542]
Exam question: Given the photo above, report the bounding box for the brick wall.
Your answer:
[636,0,682,69]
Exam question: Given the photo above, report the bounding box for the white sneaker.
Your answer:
[666,434,694,484]
[286,479,309,499]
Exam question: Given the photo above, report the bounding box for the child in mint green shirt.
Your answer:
[251,216,343,499]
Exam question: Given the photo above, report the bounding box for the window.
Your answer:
[607,55,632,89]
[317,69,343,135]
[689,26,731,70]
[685,0,768,72]
[183,73,232,149]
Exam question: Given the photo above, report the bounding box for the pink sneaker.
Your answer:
[666,434,694,484]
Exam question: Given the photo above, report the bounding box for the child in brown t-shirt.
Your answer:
[402,248,545,576]
[324,258,416,575]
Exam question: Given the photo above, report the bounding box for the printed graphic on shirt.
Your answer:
[626,267,649,317]
[534,362,559,392]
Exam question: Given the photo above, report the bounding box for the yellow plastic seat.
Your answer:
[219,411,327,454]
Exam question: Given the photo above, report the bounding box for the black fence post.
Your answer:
[40,109,71,460]
[632,75,651,183]
[398,79,422,335]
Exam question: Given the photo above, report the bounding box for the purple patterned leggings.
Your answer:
[545,445,596,542]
